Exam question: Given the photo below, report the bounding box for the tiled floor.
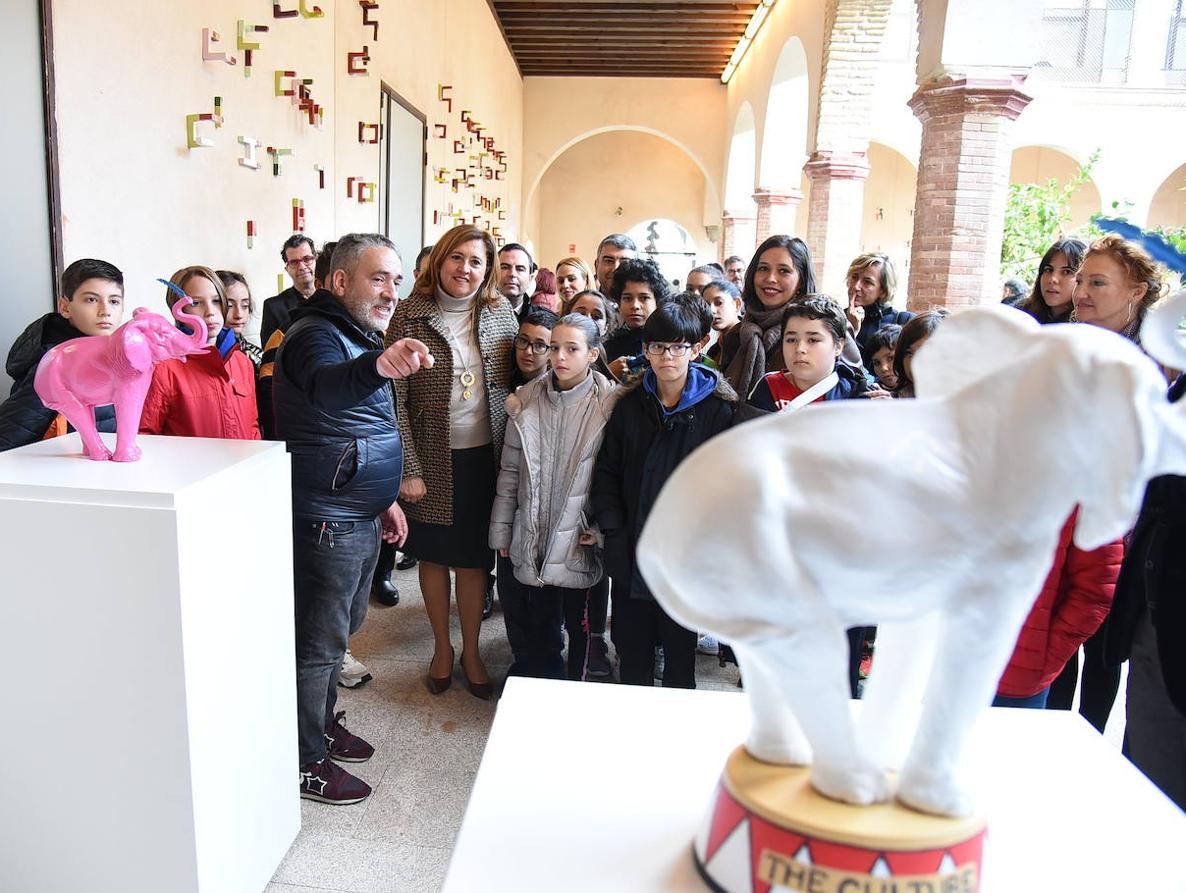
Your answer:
[266,565,746,893]
[268,565,1127,893]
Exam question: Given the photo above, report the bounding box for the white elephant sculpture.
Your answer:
[636,296,1186,818]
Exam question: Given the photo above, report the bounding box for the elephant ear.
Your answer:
[912,304,1041,399]
[1073,340,1166,549]
[112,319,154,375]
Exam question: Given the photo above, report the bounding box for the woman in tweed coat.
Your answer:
[389,225,518,699]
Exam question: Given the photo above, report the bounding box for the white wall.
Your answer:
[2,0,55,391]
[51,0,523,334]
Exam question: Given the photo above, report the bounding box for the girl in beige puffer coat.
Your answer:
[490,313,621,680]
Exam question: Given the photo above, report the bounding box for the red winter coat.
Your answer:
[996,510,1122,698]
[139,343,261,440]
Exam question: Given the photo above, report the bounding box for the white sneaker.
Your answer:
[697,634,719,656]
[338,649,373,688]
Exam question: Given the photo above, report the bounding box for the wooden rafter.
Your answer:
[490,0,759,78]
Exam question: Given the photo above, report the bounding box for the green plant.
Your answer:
[1000,149,1100,282]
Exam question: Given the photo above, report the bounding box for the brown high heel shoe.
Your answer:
[426,646,454,695]
[459,652,493,701]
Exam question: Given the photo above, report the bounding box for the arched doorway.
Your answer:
[532,130,715,272]
[861,142,917,303]
[1148,163,1186,230]
[627,219,698,286]
[724,102,758,261]
[760,38,810,190]
[1009,146,1103,231]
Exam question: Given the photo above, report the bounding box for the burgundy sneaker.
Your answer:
[325,711,375,763]
[299,758,371,805]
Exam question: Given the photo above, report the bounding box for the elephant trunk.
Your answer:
[171,295,209,351]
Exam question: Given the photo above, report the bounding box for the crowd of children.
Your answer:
[3,229,1182,811]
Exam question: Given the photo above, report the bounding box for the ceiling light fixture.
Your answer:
[721,0,778,85]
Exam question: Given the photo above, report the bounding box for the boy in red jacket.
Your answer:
[139,265,261,440]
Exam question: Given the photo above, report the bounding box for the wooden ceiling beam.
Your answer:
[496,1,754,9]
[516,49,734,59]
[503,23,741,32]
[498,12,752,24]
[521,71,718,79]
[510,35,738,44]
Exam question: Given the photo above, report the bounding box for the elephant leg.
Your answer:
[111,386,149,462]
[744,625,892,806]
[733,641,811,766]
[53,394,109,461]
[857,613,940,771]
[898,596,1031,817]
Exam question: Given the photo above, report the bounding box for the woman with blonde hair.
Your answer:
[388,225,518,699]
[844,253,913,362]
[555,256,594,306]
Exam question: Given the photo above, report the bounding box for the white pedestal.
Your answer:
[0,434,300,893]
[444,678,1186,892]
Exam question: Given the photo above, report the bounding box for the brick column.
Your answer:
[752,188,805,244]
[907,76,1032,310]
[804,151,870,298]
[721,210,757,263]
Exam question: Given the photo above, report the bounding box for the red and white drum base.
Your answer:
[693,748,987,893]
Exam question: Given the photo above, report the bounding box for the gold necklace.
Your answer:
[444,316,477,400]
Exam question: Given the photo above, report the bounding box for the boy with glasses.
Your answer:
[591,301,744,689]
[262,235,318,349]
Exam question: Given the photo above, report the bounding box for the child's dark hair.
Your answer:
[666,291,714,340]
[863,323,902,362]
[610,257,671,305]
[780,296,846,345]
[642,299,711,346]
[509,306,559,389]
[893,310,949,395]
[703,278,741,303]
[520,305,559,331]
[742,235,817,312]
[61,259,123,300]
[314,240,338,289]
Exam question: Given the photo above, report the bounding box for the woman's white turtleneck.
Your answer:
[436,285,492,448]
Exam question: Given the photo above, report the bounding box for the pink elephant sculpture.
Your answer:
[33,295,209,461]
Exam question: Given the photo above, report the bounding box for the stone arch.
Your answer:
[1148,162,1186,230]
[725,103,758,212]
[530,130,716,273]
[860,141,918,302]
[759,37,811,190]
[1009,145,1103,231]
[722,102,759,261]
[525,125,721,225]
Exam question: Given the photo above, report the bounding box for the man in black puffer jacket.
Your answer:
[0,259,125,452]
[1105,373,1186,810]
[273,233,432,807]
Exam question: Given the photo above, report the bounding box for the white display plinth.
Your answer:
[0,434,299,893]
[444,678,1186,892]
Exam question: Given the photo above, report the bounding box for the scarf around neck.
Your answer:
[724,301,787,399]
